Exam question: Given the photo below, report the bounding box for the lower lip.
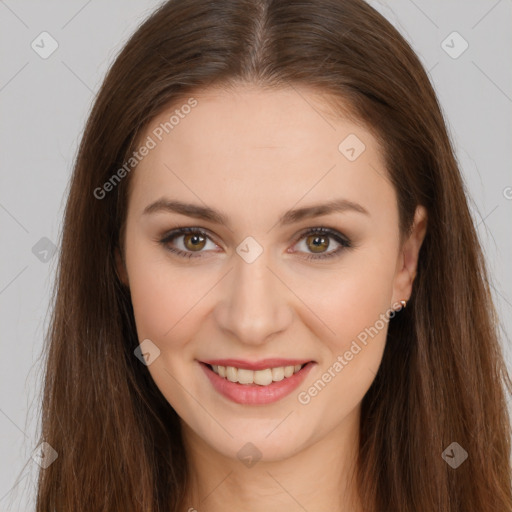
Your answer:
[199,361,315,405]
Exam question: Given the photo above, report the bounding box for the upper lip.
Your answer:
[200,358,314,371]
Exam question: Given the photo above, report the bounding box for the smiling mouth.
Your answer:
[205,362,309,386]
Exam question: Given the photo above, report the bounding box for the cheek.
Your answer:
[128,268,181,341]
[312,279,390,382]
[292,247,396,410]
[294,275,392,426]
[125,247,207,410]
[125,237,205,344]
[290,250,397,351]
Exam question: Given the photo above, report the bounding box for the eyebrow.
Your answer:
[142,197,370,227]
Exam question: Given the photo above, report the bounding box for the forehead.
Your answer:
[127,85,395,224]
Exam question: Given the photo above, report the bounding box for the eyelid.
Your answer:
[291,225,350,245]
[288,226,351,260]
[159,227,221,254]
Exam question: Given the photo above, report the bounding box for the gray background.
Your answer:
[0,0,511,509]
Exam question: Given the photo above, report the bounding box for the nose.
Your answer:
[214,248,293,346]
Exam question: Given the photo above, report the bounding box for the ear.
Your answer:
[391,205,427,307]
[115,246,129,287]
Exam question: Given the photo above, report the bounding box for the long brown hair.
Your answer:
[34,0,512,510]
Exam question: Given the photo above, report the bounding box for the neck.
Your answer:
[179,407,364,512]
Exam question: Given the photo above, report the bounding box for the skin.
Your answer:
[117,84,427,512]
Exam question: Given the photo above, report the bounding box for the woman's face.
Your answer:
[119,85,426,462]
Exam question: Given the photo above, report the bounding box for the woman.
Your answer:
[35,0,512,510]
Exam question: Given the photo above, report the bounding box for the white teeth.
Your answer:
[253,369,273,386]
[226,366,238,383]
[237,368,254,385]
[283,365,294,378]
[271,366,284,381]
[210,363,305,386]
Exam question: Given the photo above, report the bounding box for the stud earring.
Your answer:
[400,299,407,309]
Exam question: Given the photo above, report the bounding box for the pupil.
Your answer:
[186,233,205,250]
[309,235,328,253]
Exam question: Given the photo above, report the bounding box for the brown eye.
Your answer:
[183,233,207,251]
[292,227,351,261]
[159,227,217,259]
[305,234,330,253]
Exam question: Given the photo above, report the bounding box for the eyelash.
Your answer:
[158,226,352,261]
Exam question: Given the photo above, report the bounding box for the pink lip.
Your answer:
[201,358,313,371]
[199,361,316,405]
